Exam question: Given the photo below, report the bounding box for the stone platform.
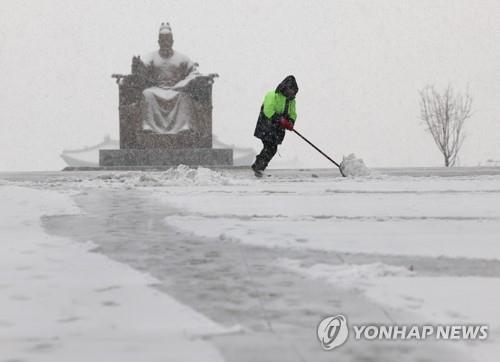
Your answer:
[99,148,233,167]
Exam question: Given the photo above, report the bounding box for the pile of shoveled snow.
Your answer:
[92,166,238,187]
[18,165,240,188]
[339,153,371,177]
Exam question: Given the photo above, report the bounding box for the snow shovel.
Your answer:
[292,129,346,177]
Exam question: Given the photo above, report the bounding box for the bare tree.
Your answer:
[419,84,473,167]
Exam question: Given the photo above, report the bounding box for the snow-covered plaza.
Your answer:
[1,166,499,361]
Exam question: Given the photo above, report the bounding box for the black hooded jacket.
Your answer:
[275,75,299,96]
[254,75,299,145]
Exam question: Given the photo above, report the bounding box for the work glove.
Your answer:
[278,117,294,130]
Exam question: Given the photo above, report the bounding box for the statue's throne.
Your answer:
[100,56,233,168]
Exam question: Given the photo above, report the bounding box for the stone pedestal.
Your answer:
[134,131,211,149]
[100,148,233,167]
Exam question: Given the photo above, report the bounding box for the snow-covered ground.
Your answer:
[156,167,500,361]
[0,185,229,362]
[1,166,499,361]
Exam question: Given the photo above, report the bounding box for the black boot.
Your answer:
[251,163,263,178]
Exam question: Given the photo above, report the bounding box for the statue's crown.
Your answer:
[159,22,172,34]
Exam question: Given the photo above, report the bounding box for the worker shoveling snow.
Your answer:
[339,153,371,177]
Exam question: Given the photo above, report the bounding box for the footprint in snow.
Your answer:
[102,300,120,307]
[94,285,122,293]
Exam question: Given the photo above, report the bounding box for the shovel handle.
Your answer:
[292,129,342,168]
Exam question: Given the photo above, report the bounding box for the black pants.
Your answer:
[253,141,278,171]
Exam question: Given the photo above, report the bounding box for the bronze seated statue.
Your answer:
[112,56,218,150]
[100,23,231,168]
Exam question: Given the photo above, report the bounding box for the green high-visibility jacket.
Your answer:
[254,91,297,145]
[262,91,297,122]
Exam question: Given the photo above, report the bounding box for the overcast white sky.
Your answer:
[1,0,499,171]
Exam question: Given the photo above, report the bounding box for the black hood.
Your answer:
[275,75,299,98]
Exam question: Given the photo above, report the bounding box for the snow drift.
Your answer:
[340,153,371,177]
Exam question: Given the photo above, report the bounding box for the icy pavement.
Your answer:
[0,186,227,362]
[1,166,500,361]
